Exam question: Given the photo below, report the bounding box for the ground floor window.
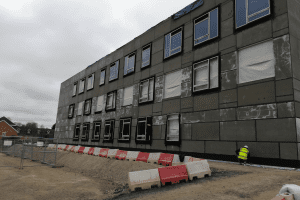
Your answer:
[119,118,131,140]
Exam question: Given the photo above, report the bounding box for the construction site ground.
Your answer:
[1,150,300,200]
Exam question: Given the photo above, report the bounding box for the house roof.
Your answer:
[0,120,19,133]
[0,116,16,126]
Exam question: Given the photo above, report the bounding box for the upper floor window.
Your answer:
[72,83,77,96]
[136,116,152,141]
[164,70,181,99]
[74,124,80,139]
[84,99,92,115]
[194,8,218,46]
[124,52,135,76]
[164,27,183,59]
[238,40,275,84]
[92,122,101,140]
[87,74,94,90]
[95,95,104,113]
[104,120,114,141]
[123,86,134,106]
[236,0,271,28]
[68,104,74,119]
[193,56,219,92]
[77,101,84,116]
[106,91,116,111]
[139,77,154,103]
[142,44,151,68]
[99,70,105,86]
[109,61,119,81]
[79,79,85,94]
[119,118,131,141]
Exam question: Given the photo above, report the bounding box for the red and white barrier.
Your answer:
[136,152,150,163]
[126,151,140,161]
[99,148,109,158]
[78,146,85,154]
[74,146,81,153]
[158,153,180,166]
[184,156,205,163]
[83,147,90,154]
[107,149,119,159]
[128,168,161,191]
[88,147,95,155]
[147,153,161,164]
[93,147,101,156]
[158,165,189,185]
[119,151,128,160]
[63,145,69,151]
[69,146,76,152]
[58,144,66,150]
[185,160,211,181]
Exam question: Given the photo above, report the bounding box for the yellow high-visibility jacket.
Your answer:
[238,148,249,160]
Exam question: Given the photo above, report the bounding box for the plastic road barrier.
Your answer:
[93,148,101,156]
[158,165,189,185]
[83,147,90,154]
[126,151,140,161]
[63,145,69,151]
[136,152,150,163]
[184,156,205,163]
[185,160,211,181]
[128,169,161,191]
[78,147,85,154]
[115,150,124,160]
[119,151,128,160]
[172,154,181,166]
[67,145,74,151]
[57,144,63,150]
[99,148,109,158]
[147,153,161,164]
[69,146,76,152]
[88,148,95,155]
[107,149,119,158]
[74,146,81,153]
[158,153,174,166]
[48,144,55,148]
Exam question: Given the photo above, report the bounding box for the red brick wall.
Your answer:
[0,121,18,139]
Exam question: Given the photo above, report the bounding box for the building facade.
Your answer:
[55,0,300,165]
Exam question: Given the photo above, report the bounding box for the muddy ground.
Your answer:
[1,149,300,200]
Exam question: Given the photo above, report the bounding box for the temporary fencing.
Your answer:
[65,145,74,151]
[83,147,90,154]
[74,146,81,153]
[118,150,128,160]
[70,146,76,152]
[136,152,150,163]
[88,147,95,155]
[128,168,161,191]
[63,145,69,151]
[158,165,189,185]
[115,150,124,160]
[93,147,101,156]
[99,148,109,157]
[126,151,140,161]
[78,147,85,154]
[147,153,161,164]
[107,149,118,159]
[185,160,211,181]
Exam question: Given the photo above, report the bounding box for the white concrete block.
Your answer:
[185,160,211,181]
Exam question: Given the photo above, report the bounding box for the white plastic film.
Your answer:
[123,86,133,106]
[210,57,219,88]
[73,84,76,96]
[194,61,209,88]
[78,101,84,115]
[164,70,181,99]
[149,78,154,101]
[96,95,103,112]
[79,80,84,93]
[140,81,148,101]
[167,115,179,141]
[239,40,275,84]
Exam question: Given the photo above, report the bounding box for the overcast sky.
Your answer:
[0,0,196,129]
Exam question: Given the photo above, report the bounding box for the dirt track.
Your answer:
[1,150,300,200]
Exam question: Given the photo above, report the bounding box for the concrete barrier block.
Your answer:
[147,153,161,164]
[83,147,90,154]
[93,147,102,156]
[126,151,140,161]
[128,168,161,191]
[107,149,119,158]
[185,160,211,181]
[158,165,189,185]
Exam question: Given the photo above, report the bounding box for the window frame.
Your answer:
[99,69,106,86]
[73,123,81,140]
[68,104,75,119]
[72,82,77,97]
[193,6,219,47]
[235,0,271,29]
[165,114,181,146]
[84,98,92,116]
[136,116,152,145]
[164,27,183,60]
[118,118,132,142]
[78,78,85,94]
[141,43,152,69]
[139,77,155,104]
[109,60,120,82]
[123,52,136,77]
[103,119,114,142]
[92,121,101,141]
[81,122,90,141]
[105,90,117,112]
[87,73,95,91]
[192,55,220,94]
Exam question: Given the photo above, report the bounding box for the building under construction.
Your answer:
[54,0,300,167]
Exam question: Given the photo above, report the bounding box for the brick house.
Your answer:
[0,117,19,139]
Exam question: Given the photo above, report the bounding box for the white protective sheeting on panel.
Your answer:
[239,40,275,84]
[194,61,209,89]
[167,115,179,141]
[149,78,154,101]
[210,57,219,88]
[164,70,181,99]
[78,101,84,115]
[96,95,103,112]
[140,81,148,100]
[123,86,133,106]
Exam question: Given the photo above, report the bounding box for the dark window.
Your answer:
[137,117,152,141]
[74,124,80,138]
[68,104,74,118]
[104,120,114,141]
[93,122,101,140]
[84,99,92,115]
[82,123,90,140]
[119,118,131,140]
[106,91,116,111]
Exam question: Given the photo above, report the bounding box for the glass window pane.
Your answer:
[248,0,270,16]
[164,34,171,58]
[210,57,219,89]
[236,0,247,28]
[171,32,182,52]
[105,124,110,136]
[100,71,105,85]
[127,55,135,73]
[138,121,146,136]
[142,48,150,68]
[107,95,113,107]
[194,61,209,87]
[96,95,103,112]
[249,9,270,22]
[123,124,130,136]
[140,81,149,101]
[124,56,128,75]
[195,19,208,40]
[73,85,76,95]
[95,124,100,136]
[210,8,218,39]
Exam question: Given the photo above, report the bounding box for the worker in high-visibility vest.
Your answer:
[235,145,250,166]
